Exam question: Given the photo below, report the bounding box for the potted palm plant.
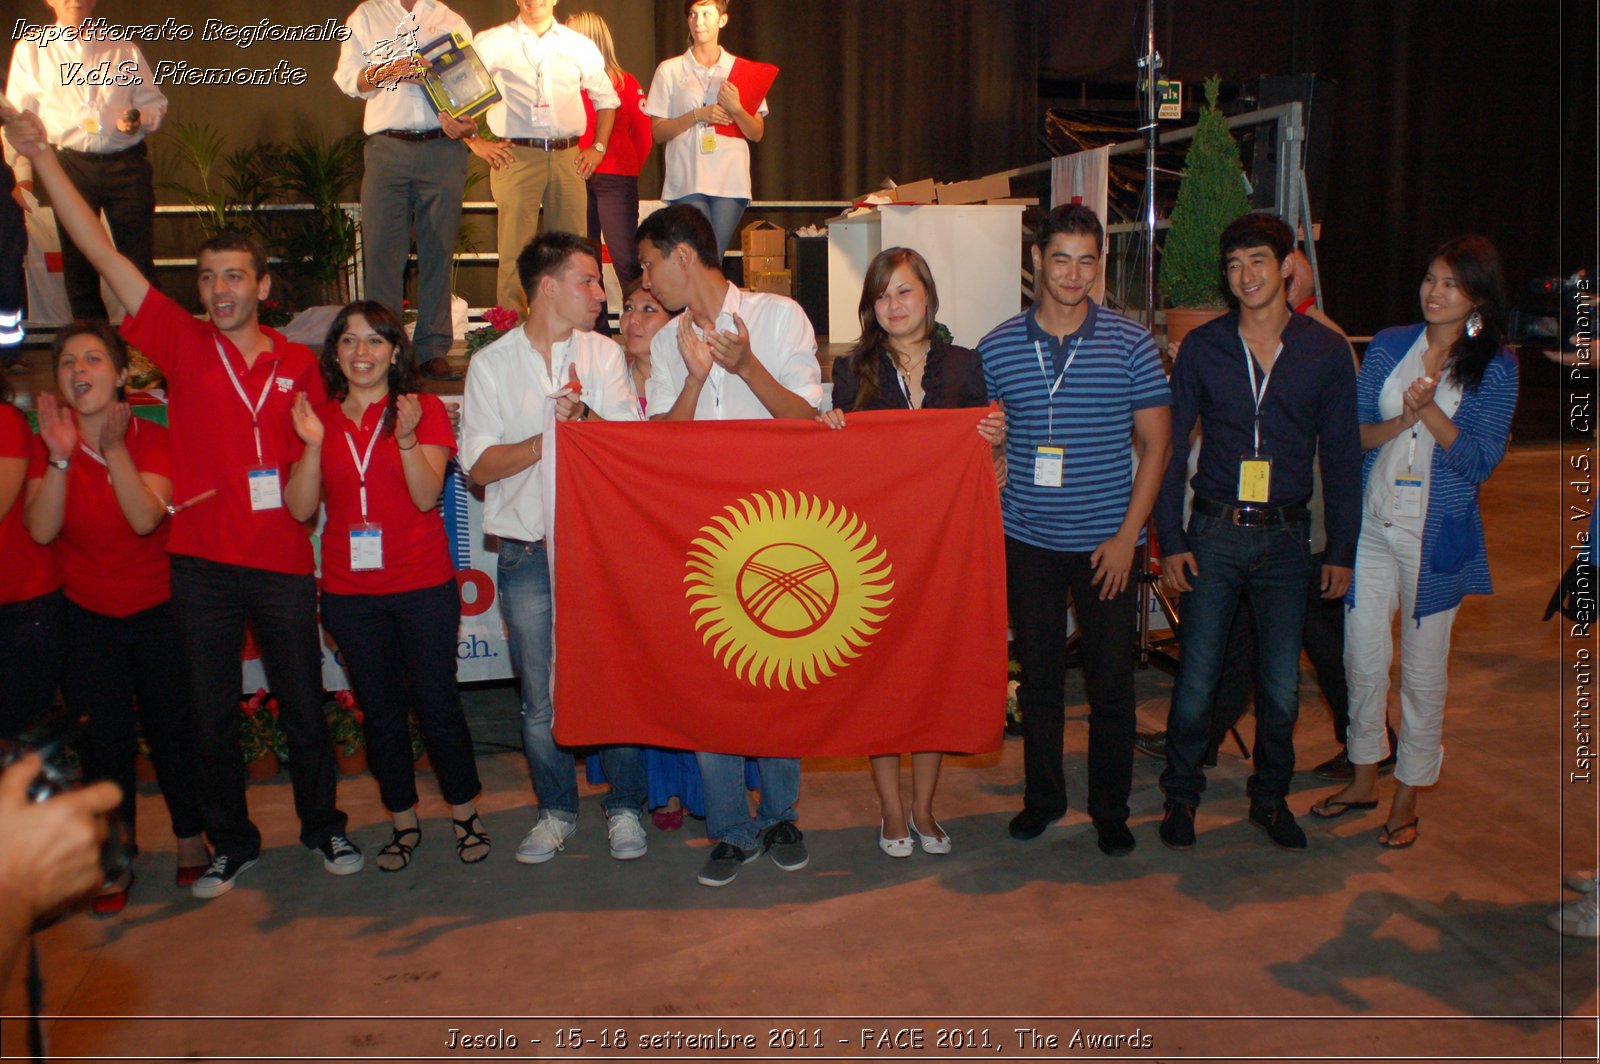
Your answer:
[273,135,364,308]
[1158,76,1253,348]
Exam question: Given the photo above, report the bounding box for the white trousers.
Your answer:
[1343,517,1460,786]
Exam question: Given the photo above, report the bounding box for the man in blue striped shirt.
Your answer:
[980,204,1172,857]
[1153,212,1361,853]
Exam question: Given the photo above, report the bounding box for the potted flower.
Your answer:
[327,690,367,776]
[465,306,519,357]
[1158,75,1253,349]
[240,688,285,779]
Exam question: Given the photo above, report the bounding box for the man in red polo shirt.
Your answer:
[2,105,361,897]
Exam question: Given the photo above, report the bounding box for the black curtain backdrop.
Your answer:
[6,0,1592,334]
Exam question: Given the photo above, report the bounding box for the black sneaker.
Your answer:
[1093,818,1136,857]
[1313,738,1397,782]
[1133,730,1168,760]
[1159,802,1196,850]
[316,834,365,875]
[760,820,810,871]
[1008,807,1063,841]
[697,841,758,887]
[1249,803,1308,851]
[191,854,258,899]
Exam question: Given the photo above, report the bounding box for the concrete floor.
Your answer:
[0,422,1594,1059]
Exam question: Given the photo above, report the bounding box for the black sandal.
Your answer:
[377,826,420,872]
[452,813,491,864]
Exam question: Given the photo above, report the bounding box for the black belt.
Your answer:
[59,142,146,159]
[1192,495,1310,528]
[377,128,446,142]
[504,135,579,151]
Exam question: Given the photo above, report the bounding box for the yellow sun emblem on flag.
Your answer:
[684,491,894,690]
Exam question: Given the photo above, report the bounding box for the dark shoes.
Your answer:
[1158,802,1196,850]
[1008,807,1063,841]
[697,841,758,887]
[1133,729,1219,768]
[759,820,809,871]
[421,357,462,381]
[1311,739,1397,782]
[1249,803,1308,851]
[1093,818,1136,857]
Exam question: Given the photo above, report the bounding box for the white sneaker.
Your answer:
[514,814,576,864]
[1565,868,1599,893]
[1548,893,1600,938]
[607,811,648,861]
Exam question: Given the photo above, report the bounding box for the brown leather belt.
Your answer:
[378,129,446,142]
[504,135,579,151]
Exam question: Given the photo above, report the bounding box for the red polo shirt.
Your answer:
[317,393,456,596]
[41,419,173,618]
[121,288,326,574]
[0,406,60,605]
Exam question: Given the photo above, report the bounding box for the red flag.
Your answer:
[552,409,1006,757]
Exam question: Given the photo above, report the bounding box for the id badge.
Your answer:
[1391,475,1424,519]
[529,104,555,131]
[1033,445,1064,488]
[1237,455,1272,504]
[83,116,101,135]
[699,128,719,154]
[350,523,384,572]
[247,466,282,511]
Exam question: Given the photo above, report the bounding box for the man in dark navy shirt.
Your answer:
[1152,212,1360,852]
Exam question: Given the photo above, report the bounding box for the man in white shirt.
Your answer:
[460,231,647,864]
[335,0,481,382]
[473,0,618,310]
[635,204,821,886]
[5,0,166,320]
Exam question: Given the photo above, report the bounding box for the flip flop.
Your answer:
[1377,818,1419,848]
[1310,798,1379,819]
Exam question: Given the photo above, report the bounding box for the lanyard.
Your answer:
[1033,337,1081,441]
[216,338,277,464]
[1239,334,1281,456]
[691,50,723,111]
[515,27,552,110]
[342,422,384,522]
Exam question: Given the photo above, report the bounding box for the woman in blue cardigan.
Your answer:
[1311,235,1518,847]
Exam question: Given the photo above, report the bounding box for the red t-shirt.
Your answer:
[41,419,173,617]
[580,72,653,178]
[316,393,456,596]
[0,405,61,605]
[121,287,326,574]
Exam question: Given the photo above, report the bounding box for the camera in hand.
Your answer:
[0,709,131,887]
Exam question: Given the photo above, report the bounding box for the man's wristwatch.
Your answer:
[591,141,607,154]
[48,456,69,471]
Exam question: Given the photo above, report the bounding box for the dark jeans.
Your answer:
[1206,550,1350,747]
[52,145,156,321]
[586,173,641,337]
[1006,537,1137,822]
[0,589,65,739]
[64,599,203,846]
[1161,511,1313,809]
[169,556,345,859]
[321,580,481,812]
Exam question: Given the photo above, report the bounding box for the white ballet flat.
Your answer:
[878,820,914,858]
[910,815,951,855]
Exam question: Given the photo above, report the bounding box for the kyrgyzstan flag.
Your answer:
[551,408,1006,757]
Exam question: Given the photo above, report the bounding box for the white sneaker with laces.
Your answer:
[1565,868,1599,893]
[607,811,648,860]
[1549,893,1600,938]
[515,814,576,864]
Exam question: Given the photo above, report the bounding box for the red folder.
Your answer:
[711,58,779,139]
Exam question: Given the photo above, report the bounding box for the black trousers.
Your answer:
[52,144,157,321]
[169,556,345,859]
[321,580,481,813]
[64,598,203,846]
[1006,536,1137,822]
[0,589,64,739]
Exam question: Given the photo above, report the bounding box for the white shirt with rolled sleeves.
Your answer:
[472,19,618,140]
[461,326,639,542]
[4,33,167,182]
[333,0,472,134]
[645,282,823,421]
[642,48,768,201]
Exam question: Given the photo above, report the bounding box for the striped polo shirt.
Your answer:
[980,301,1171,552]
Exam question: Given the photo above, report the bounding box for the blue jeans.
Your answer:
[696,752,798,852]
[497,539,646,818]
[1160,509,1313,809]
[670,193,749,261]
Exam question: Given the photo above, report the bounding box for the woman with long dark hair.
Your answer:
[1312,235,1519,847]
[286,302,487,871]
[821,246,1005,857]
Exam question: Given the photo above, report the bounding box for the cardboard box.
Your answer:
[744,253,785,274]
[747,269,792,297]
[934,173,1011,205]
[889,177,937,203]
[740,221,786,260]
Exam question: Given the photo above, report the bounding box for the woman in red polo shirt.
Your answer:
[286,302,486,872]
[0,378,63,741]
[22,321,207,913]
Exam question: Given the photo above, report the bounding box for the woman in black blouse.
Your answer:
[820,246,1004,859]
